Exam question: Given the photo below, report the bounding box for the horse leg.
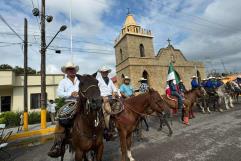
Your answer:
[127,133,135,161]
[162,114,173,136]
[224,96,230,110]
[158,116,163,131]
[229,95,234,108]
[75,148,83,161]
[119,130,128,161]
[96,143,104,161]
[142,117,149,131]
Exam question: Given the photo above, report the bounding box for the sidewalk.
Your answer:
[2,122,56,142]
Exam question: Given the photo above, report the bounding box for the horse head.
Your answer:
[148,88,168,113]
[77,74,102,115]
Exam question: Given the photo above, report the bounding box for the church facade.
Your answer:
[114,13,205,93]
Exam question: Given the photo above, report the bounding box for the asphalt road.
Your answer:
[3,101,241,161]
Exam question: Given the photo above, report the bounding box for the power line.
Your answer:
[0,14,23,41]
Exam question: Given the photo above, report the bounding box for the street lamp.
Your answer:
[46,25,67,49]
[32,2,67,129]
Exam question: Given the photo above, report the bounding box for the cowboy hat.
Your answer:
[98,66,111,73]
[180,79,183,82]
[139,77,147,81]
[124,76,130,80]
[191,76,197,78]
[202,78,207,81]
[61,62,79,73]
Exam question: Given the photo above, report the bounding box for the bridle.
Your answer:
[79,85,99,98]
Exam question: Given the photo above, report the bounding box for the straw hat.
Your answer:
[98,66,111,73]
[139,77,147,81]
[124,76,130,80]
[61,62,79,73]
[191,76,197,79]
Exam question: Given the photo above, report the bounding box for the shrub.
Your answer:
[0,111,21,127]
[28,112,40,124]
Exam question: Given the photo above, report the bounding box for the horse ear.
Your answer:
[149,88,155,92]
[92,72,97,78]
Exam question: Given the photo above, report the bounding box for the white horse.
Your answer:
[216,83,234,110]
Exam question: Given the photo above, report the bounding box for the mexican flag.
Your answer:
[166,63,180,90]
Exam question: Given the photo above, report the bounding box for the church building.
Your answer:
[114,13,205,93]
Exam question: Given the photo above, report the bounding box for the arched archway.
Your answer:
[142,70,149,84]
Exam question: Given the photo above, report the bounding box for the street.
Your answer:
[4,101,241,161]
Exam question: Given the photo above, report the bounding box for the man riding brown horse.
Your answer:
[48,62,80,157]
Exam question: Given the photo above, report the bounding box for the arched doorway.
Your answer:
[142,70,149,84]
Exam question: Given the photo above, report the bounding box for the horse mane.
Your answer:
[184,88,197,94]
[125,92,149,104]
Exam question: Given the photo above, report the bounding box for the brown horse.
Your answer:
[114,89,171,161]
[184,87,206,119]
[71,75,104,161]
[161,94,191,125]
[161,87,205,125]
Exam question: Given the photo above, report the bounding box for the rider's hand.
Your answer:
[71,91,79,97]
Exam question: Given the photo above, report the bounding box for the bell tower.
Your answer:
[114,12,155,65]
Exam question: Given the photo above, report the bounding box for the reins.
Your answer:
[79,85,99,98]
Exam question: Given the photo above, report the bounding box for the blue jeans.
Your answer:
[171,91,183,109]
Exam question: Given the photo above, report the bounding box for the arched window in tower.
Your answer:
[140,44,145,57]
[120,49,123,61]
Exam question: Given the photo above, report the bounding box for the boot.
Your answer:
[183,116,189,125]
[47,133,65,158]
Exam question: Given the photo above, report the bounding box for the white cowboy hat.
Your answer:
[191,76,197,78]
[98,66,111,73]
[202,78,207,81]
[124,76,130,80]
[180,79,183,82]
[61,62,79,73]
[139,77,147,81]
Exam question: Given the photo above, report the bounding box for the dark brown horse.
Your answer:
[71,74,104,161]
[114,89,172,161]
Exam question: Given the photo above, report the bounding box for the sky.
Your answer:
[0,0,241,76]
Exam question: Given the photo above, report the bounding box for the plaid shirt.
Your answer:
[139,83,149,93]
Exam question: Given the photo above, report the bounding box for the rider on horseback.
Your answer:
[96,66,118,139]
[48,62,80,158]
[167,78,183,114]
[191,76,199,89]
[120,76,135,98]
[138,77,149,93]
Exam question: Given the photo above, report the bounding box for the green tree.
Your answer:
[13,66,37,75]
[0,64,13,70]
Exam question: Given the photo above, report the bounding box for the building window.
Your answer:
[0,96,11,112]
[31,93,41,109]
[120,49,123,61]
[140,44,145,57]
[142,70,149,84]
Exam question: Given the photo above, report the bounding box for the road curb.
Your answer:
[9,127,56,141]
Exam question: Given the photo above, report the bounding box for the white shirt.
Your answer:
[57,76,80,99]
[47,102,56,113]
[96,75,117,97]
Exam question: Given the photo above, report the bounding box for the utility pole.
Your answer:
[40,0,47,129]
[23,18,28,131]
